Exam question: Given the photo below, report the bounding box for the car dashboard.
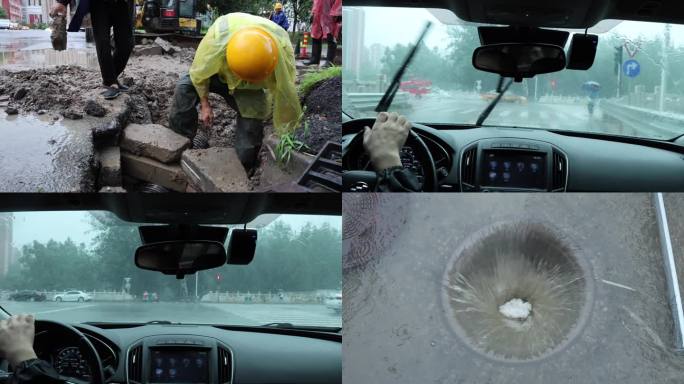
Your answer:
[31,323,341,384]
[342,119,684,192]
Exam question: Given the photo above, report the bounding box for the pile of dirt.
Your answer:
[296,76,341,154]
[0,49,241,149]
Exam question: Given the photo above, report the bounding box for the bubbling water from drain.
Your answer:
[443,222,591,362]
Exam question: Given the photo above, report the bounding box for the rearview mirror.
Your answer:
[473,43,566,82]
[135,241,227,278]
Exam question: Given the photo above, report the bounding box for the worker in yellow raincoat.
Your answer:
[169,12,302,171]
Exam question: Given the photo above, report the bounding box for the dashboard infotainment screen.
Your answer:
[481,151,546,189]
[150,350,209,383]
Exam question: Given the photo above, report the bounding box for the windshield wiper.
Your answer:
[476,76,514,126]
[375,21,432,113]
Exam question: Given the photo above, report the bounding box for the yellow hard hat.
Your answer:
[226,28,279,83]
[274,2,283,10]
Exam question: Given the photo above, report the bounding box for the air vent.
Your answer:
[218,346,233,383]
[552,150,567,191]
[461,146,478,188]
[128,344,143,384]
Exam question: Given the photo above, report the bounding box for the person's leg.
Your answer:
[208,77,264,170]
[235,116,264,171]
[168,74,200,138]
[111,0,134,82]
[305,38,322,65]
[90,1,118,92]
[323,33,337,67]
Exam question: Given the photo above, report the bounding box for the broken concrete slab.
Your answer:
[121,152,187,192]
[99,186,126,193]
[135,45,163,56]
[154,37,179,55]
[98,146,121,187]
[5,106,18,115]
[121,123,191,163]
[91,93,132,149]
[256,134,314,192]
[133,45,163,56]
[181,147,249,192]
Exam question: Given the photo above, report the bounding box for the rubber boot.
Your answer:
[235,117,264,172]
[323,37,337,68]
[305,38,322,66]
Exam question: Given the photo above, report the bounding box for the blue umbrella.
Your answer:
[582,81,601,91]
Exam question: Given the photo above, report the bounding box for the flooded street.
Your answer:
[0,29,98,70]
[0,112,96,191]
[343,194,684,384]
[0,30,99,191]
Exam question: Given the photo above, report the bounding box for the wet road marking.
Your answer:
[33,304,98,315]
[601,279,636,292]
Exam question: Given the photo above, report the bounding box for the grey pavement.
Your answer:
[343,194,684,384]
[0,301,341,328]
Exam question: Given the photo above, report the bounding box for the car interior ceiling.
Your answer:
[343,0,684,28]
[0,194,341,223]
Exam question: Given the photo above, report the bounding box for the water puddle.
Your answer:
[442,221,593,362]
[0,112,96,191]
[0,30,97,70]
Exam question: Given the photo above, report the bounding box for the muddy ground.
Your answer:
[297,76,342,154]
[0,48,237,149]
[0,44,339,191]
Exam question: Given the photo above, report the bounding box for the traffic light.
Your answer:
[614,46,623,75]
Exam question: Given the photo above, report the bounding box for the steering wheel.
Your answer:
[0,320,105,384]
[343,126,438,192]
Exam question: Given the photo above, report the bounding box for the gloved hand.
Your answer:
[0,315,38,367]
[363,112,411,172]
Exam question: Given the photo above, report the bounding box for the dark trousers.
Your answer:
[90,0,134,86]
[169,74,265,170]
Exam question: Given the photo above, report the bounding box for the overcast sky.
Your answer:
[12,212,341,249]
[355,7,684,50]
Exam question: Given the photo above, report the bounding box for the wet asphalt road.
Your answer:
[407,95,637,137]
[0,301,341,328]
[343,194,684,384]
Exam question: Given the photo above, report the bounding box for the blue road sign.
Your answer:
[623,59,640,78]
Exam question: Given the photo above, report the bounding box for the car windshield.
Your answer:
[0,211,341,328]
[342,6,684,141]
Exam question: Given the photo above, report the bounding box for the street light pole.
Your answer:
[659,24,670,112]
[195,271,199,300]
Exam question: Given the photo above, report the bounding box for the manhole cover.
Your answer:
[442,221,593,362]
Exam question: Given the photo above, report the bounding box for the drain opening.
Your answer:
[442,221,593,362]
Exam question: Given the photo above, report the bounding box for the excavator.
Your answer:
[135,0,202,35]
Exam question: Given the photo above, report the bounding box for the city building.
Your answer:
[0,213,13,277]
[21,0,42,24]
[1,0,22,22]
[342,7,365,82]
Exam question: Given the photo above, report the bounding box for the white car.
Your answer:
[54,290,92,302]
[325,293,342,313]
[0,19,10,30]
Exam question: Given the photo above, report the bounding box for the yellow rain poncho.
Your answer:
[189,13,302,135]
